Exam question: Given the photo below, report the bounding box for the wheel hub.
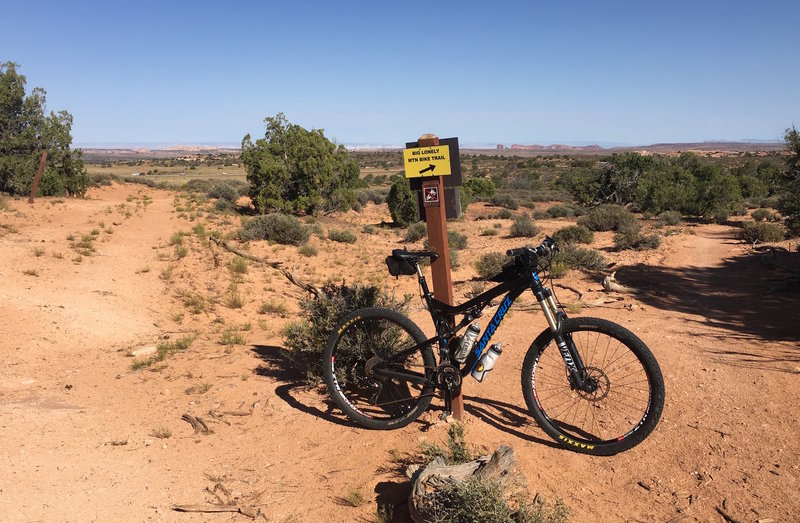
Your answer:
[577,366,610,401]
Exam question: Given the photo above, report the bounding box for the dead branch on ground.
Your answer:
[210,237,320,298]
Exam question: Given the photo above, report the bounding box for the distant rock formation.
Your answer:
[509,143,604,151]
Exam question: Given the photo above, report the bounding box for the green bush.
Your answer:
[298,245,318,257]
[475,252,507,279]
[449,249,461,269]
[429,477,569,523]
[356,188,386,206]
[387,176,418,226]
[448,230,468,250]
[489,194,520,210]
[550,244,606,272]
[577,204,637,231]
[751,208,779,222]
[0,62,90,197]
[552,225,594,245]
[464,177,496,197]
[424,230,468,251]
[545,204,575,218]
[509,215,540,238]
[613,224,661,251]
[239,213,310,245]
[656,210,682,227]
[404,221,427,242]
[480,228,498,236]
[739,221,784,243]
[208,183,240,203]
[327,229,357,244]
[282,283,409,382]
[242,113,361,214]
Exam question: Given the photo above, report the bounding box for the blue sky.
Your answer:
[2,0,798,147]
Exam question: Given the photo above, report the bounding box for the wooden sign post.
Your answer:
[403,134,464,421]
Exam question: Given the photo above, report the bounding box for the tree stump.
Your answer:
[407,445,527,523]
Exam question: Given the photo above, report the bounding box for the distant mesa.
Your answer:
[496,143,604,151]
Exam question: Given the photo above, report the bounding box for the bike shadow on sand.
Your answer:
[461,395,561,450]
[251,344,353,427]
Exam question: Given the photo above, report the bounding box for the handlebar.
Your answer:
[506,236,557,259]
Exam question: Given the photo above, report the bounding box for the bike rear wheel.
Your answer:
[323,307,436,429]
[521,317,664,455]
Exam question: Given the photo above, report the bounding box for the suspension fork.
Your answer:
[533,277,592,391]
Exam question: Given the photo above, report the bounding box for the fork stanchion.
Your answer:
[417,134,464,421]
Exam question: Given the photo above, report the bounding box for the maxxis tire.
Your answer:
[521,317,665,455]
[323,307,435,430]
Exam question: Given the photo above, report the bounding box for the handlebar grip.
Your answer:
[506,248,526,257]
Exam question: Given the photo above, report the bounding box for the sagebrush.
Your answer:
[283,283,410,383]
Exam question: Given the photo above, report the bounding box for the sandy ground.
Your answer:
[1,183,798,522]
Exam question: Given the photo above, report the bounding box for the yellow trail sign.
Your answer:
[403,145,451,178]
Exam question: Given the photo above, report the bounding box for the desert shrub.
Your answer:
[328,229,357,244]
[420,423,569,523]
[184,179,214,193]
[509,215,540,238]
[549,261,570,279]
[404,221,427,242]
[424,230,468,251]
[448,230,468,250]
[464,177,496,197]
[239,213,310,245]
[739,221,784,243]
[387,176,417,226]
[613,224,661,251]
[208,183,239,203]
[298,245,318,257]
[449,250,461,269]
[480,228,498,236]
[526,189,574,203]
[493,208,515,220]
[751,208,779,222]
[550,244,606,272]
[243,113,361,214]
[355,188,386,206]
[489,194,519,210]
[656,210,682,227]
[759,195,781,210]
[475,252,506,279]
[355,189,369,207]
[577,204,637,231]
[428,471,569,523]
[282,283,409,382]
[552,225,594,245]
[545,204,575,218]
[90,173,116,187]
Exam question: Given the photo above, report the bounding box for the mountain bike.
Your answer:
[322,237,664,455]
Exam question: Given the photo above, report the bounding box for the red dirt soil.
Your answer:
[1,183,798,522]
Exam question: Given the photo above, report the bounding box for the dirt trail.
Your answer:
[1,185,798,522]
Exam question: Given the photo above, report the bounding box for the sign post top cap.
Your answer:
[418,133,439,147]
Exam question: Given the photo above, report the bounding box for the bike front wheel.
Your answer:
[521,317,664,455]
[323,307,436,430]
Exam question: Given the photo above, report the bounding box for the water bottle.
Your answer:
[471,343,503,382]
[454,323,480,363]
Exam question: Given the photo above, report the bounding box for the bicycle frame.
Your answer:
[379,261,592,403]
